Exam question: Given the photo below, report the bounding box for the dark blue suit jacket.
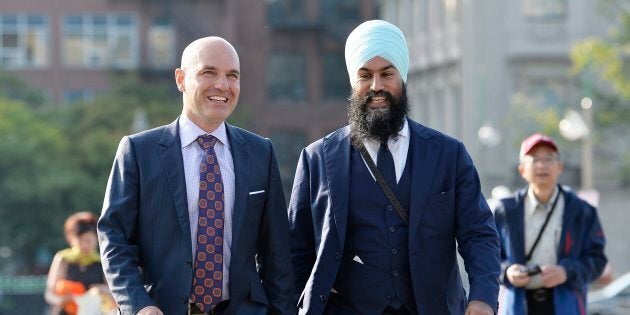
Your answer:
[98,119,294,315]
[288,119,500,315]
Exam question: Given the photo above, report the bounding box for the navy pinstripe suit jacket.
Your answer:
[98,118,294,315]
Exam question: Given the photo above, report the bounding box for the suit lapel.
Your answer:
[158,119,191,237]
[226,124,249,250]
[408,120,442,237]
[323,126,352,249]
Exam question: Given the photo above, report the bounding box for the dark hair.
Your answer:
[63,211,97,242]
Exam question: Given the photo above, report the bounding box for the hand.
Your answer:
[506,264,531,287]
[137,306,163,315]
[540,265,567,288]
[466,300,493,315]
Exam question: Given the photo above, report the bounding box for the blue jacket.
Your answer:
[98,119,294,315]
[288,119,501,314]
[493,186,607,315]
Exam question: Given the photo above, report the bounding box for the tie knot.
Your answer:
[196,134,218,150]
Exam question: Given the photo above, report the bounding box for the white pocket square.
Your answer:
[248,190,265,195]
[352,255,364,264]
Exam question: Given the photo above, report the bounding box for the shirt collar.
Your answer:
[178,114,230,149]
[526,185,559,216]
[363,117,409,147]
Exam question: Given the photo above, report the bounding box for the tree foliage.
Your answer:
[570,1,630,112]
[0,73,181,273]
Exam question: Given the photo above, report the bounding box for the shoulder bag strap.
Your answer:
[356,143,409,225]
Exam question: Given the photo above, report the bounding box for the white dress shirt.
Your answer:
[179,114,234,300]
[361,119,410,184]
[524,186,564,289]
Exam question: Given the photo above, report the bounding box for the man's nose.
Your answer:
[370,75,384,92]
[214,75,229,91]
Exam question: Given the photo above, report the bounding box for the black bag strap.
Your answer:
[525,185,562,262]
[356,143,409,225]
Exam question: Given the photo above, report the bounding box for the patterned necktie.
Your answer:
[377,141,396,188]
[191,134,224,313]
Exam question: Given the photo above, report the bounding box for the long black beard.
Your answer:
[349,84,409,146]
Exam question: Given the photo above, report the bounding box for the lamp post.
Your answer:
[558,97,593,190]
[580,97,593,190]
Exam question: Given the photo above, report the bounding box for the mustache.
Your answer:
[359,90,397,106]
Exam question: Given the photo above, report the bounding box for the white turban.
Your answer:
[344,20,409,87]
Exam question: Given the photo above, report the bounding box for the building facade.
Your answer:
[0,0,378,196]
[381,0,613,193]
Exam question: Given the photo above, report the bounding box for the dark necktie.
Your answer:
[377,141,396,188]
[191,134,225,313]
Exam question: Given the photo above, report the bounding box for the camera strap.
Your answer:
[525,185,562,262]
[357,143,409,225]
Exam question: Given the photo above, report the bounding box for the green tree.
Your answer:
[0,72,251,273]
[0,70,46,108]
[0,99,79,273]
[570,0,630,117]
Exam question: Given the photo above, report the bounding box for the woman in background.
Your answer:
[45,211,113,315]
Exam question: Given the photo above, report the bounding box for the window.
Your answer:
[148,19,175,69]
[0,14,48,68]
[321,0,360,23]
[322,52,350,100]
[267,53,306,101]
[524,78,568,110]
[524,0,566,19]
[63,14,138,69]
[63,89,94,104]
[267,0,306,27]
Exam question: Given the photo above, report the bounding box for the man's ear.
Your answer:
[175,68,185,92]
[518,164,525,177]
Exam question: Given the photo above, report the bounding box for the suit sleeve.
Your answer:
[97,136,154,314]
[453,142,501,312]
[287,149,316,303]
[558,204,607,290]
[256,140,295,315]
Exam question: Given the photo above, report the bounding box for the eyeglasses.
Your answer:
[521,155,560,165]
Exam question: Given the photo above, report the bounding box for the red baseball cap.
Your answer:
[519,133,558,158]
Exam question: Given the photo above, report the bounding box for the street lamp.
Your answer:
[478,123,502,148]
[558,97,593,190]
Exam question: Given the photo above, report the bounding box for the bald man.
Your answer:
[98,37,294,315]
[288,20,500,315]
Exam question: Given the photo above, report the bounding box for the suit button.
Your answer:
[387,205,393,212]
[393,271,399,277]
[386,295,392,300]
[391,249,397,255]
[187,260,193,268]
[389,226,395,233]
[320,294,327,303]
[335,252,341,260]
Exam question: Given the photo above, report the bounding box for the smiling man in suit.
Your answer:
[98,36,294,315]
[288,20,501,315]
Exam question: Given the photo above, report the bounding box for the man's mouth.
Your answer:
[208,96,227,103]
[368,95,388,108]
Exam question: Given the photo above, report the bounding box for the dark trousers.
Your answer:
[526,289,554,315]
[324,293,415,315]
[189,300,230,315]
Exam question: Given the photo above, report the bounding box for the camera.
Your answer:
[525,265,542,276]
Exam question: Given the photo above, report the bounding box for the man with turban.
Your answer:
[288,20,500,314]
